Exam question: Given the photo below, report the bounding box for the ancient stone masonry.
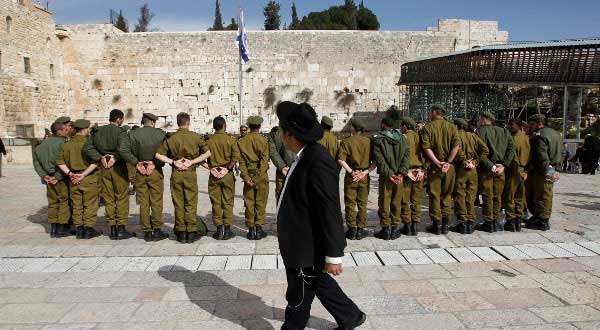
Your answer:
[0,1,508,137]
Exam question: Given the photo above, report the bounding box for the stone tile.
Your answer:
[94,322,174,330]
[423,248,457,264]
[376,251,408,266]
[541,284,600,305]
[531,305,600,322]
[59,302,140,323]
[251,255,277,270]
[114,272,181,288]
[501,260,545,275]
[0,288,50,304]
[500,324,577,330]
[515,244,554,259]
[535,243,577,258]
[135,287,170,302]
[493,274,543,289]
[468,247,506,262]
[47,287,143,303]
[554,271,600,286]
[212,270,269,286]
[478,288,564,308]
[337,281,386,297]
[492,245,531,260]
[342,254,357,267]
[416,292,494,312]
[577,241,600,254]
[145,256,179,272]
[446,247,481,263]
[224,255,252,270]
[351,295,425,315]
[238,284,285,300]
[131,301,215,322]
[18,258,58,273]
[196,242,255,256]
[442,261,516,278]
[198,256,228,271]
[380,279,437,296]
[430,277,504,293]
[175,320,244,330]
[162,286,238,301]
[0,324,42,330]
[351,252,382,266]
[401,249,432,265]
[62,245,112,257]
[213,299,273,320]
[369,313,464,330]
[0,245,32,258]
[68,257,106,272]
[371,237,424,251]
[455,309,544,328]
[418,236,456,248]
[527,273,573,288]
[0,273,54,288]
[355,266,411,282]
[574,321,600,330]
[46,272,123,288]
[527,258,592,273]
[571,256,600,270]
[106,245,151,257]
[0,258,28,272]
[485,233,549,246]
[172,256,203,271]
[556,242,597,257]
[121,257,155,272]
[41,258,81,273]
[95,257,132,272]
[145,244,197,257]
[401,264,453,279]
[20,246,70,258]
[0,303,74,323]
[41,324,96,330]
[541,231,586,243]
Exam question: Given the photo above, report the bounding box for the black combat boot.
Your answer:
[345,228,357,240]
[186,231,200,243]
[223,226,235,240]
[355,228,368,240]
[475,221,496,233]
[410,221,418,236]
[466,221,475,234]
[515,218,523,232]
[83,227,101,239]
[116,225,134,240]
[152,229,169,241]
[441,218,450,235]
[450,222,468,235]
[143,231,153,242]
[247,227,256,240]
[527,218,550,231]
[76,226,85,239]
[400,223,411,236]
[255,226,267,240]
[213,225,225,240]
[374,226,392,240]
[57,224,72,237]
[426,220,441,235]
[504,219,517,232]
[109,225,118,240]
[50,224,58,238]
[177,231,187,243]
[391,226,401,240]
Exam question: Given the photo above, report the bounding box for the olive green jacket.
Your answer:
[56,135,95,172]
[404,130,424,169]
[529,126,565,171]
[371,129,410,178]
[267,127,295,170]
[511,130,531,176]
[420,117,460,163]
[33,136,67,180]
[238,132,269,181]
[119,126,167,168]
[83,124,128,165]
[455,131,489,168]
[477,125,515,170]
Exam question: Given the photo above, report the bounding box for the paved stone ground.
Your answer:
[0,165,599,329]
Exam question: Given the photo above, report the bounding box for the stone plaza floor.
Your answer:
[0,165,600,329]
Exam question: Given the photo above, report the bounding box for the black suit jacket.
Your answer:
[277,142,347,269]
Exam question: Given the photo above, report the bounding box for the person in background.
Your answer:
[317,116,339,160]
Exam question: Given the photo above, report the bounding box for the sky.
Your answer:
[46,0,600,42]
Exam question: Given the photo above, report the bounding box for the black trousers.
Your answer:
[281,266,362,330]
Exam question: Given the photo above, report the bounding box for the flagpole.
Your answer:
[238,7,243,129]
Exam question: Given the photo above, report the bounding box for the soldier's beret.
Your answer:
[350,118,366,131]
[453,118,468,129]
[143,113,159,122]
[431,104,446,114]
[402,117,416,129]
[247,116,264,126]
[73,119,91,129]
[480,111,496,121]
[54,116,71,124]
[321,116,334,128]
[529,114,546,122]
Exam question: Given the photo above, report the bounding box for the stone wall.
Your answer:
[0,1,508,136]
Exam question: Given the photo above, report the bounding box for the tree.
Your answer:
[359,0,365,9]
[114,10,128,32]
[211,0,224,31]
[357,7,379,30]
[225,18,238,31]
[297,0,379,30]
[263,1,281,30]
[289,2,300,30]
[133,3,154,32]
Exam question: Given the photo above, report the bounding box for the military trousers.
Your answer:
[127,164,137,187]
[479,170,505,222]
[454,167,478,223]
[401,172,424,224]
[503,165,527,220]
[427,165,456,221]
[47,179,70,224]
[170,169,198,233]
[136,169,164,232]
[343,174,370,229]
[243,174,269,228]
[378,177,402,226]
[100,164,130,226]
[526,171,554,220]
[209,171,235,226]
[70,172,99,228]
[275,170,287,201]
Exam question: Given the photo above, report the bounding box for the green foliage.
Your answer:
[297,0,379,30]
[114,10,128,32]
[133,3,155,32]
[225,18,238,31]
[263,1,281,30]
[357,7,379,30]
[290,2,300,30]
[210,0,224,31]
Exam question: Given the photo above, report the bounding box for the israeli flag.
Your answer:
[237,9,250,63]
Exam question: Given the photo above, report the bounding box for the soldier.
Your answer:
[206,116,240,240]
[338,118,372,240]
[120,113,169,242]
[54,116,74,138]
[240,125,249,138]
[371,114,409,240]
[56,119,101,239]
[33,122,72,238]
[503,118,531,232]
[420,104,460,235]
[155,112,211,243]
[83,109,133,240]
[399,117,425,236]
[126,125,140,196]
[268,121,296,201]
[451,119,489,234]
[476,112,515,233]
[525,114,564,231]
[238,116,270,240]
[318,116,339,160]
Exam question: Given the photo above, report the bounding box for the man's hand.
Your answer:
[521,172,528,182]
[246,179,255,187]
[70,173,85,185]
[136,162,148,175]
[415,169,425,182]
[101,156,109,169]
[173,159,189,171]
[494,164,505,176]
[407,171,417,182]
[106,155,116,169]
[281,167,290,176]
[210,167,221,178]
[465,160,476,169]
[352,170,367,183]
[441,162,451,173]
[145,162,155,175]
[324,263,343,276]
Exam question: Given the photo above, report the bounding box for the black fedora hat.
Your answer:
[276,101,324,143]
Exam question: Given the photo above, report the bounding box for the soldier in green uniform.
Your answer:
[526,114,564,231]
[268,124,296,201]
[205,116,240,240]
[318,116,339,159]
[156,112,211,243]
[120,113,169,242]
[238,116,270,240]
[503,119,531,232]
[125,125,139,196]
[371,114,409,240]
[33,122,72,238]
[338,118,372,240]
[451,119,489,234]
[476,112,515,233]
[420,105,460,235]
[399,117,425,236]
[54,116,74,138]
[56,119,101,239]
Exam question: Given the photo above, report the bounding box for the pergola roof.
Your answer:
[399,39,600,86]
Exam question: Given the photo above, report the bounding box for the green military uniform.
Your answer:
[477,115,515,225]
[157,128,208,233]
[420,116,460,228]
[371,128,409,232]
[84,124,130,227]
[120,116,167,235]
[33,135,70,227]
[338,120,371,230]
[56,121,99,230]
[268,126,295,200]
[238,117,270,231]
[401,120,425,229]
[503,129,530,227]
[527,116,564,228]
[206,131,240,227]
[454,125,489,225]
[125,126,139,191]
[318,117,339,159]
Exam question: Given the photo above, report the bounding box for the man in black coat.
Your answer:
[276,101,365,330]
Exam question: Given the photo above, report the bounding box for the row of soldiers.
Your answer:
[33,104,563,243]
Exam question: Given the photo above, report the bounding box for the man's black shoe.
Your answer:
[109,225,118,240]
[355,228,368,240]
[56,224,72,237]
[441,218,449,235]
[475,221,496,233]
[83,227,101,239]
[450,222,468,234]
[186,231,200,243]
[410,221,418,236]
[50,224,58,238]
[466,221,475,234]
[426,220,441,235]
[177,231,187,243]
[333,312,367,330]
[526,218,550,231]
[213,225,225,240]
[143,231,153,242]
[76,226,85,239]
[152,229,169,241]
[116,225,134,240]
[391,226,401,240]
[246,227,256,240]
[374,226,392,240]
[515,218,523,232]
[400,223,411,236]
[345,228,357,240]
[504,219,517,232]
[255,226,267,240]
[223,226,235,240]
